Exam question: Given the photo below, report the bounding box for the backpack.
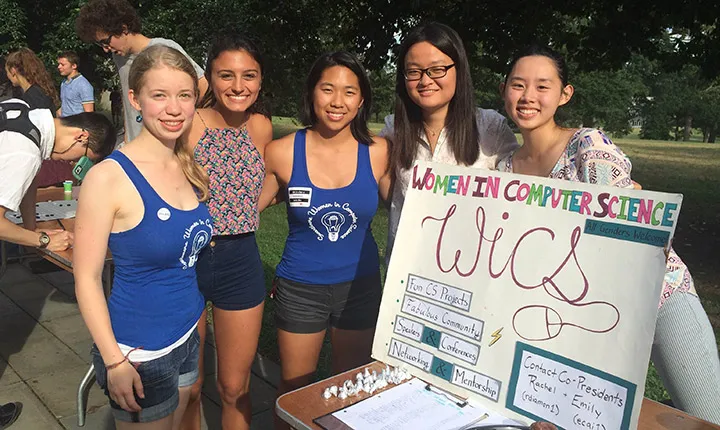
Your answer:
[0,102,42,148]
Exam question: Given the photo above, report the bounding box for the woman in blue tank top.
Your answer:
[73,45,212,428]
[260,52,391,414]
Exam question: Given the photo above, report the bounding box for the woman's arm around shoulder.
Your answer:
[369,136,392,202]
[247,113,274,158]
[258,132,295,211]
[574,128,633,188]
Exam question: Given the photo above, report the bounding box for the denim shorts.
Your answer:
[273,271,382,333]
[91,328,201,423]
[196,233,266,310]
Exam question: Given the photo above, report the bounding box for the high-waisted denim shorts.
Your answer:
[196,232,266,311]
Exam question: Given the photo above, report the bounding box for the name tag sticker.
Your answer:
[288,187,312,208]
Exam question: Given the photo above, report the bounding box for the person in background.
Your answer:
[75,0,208,145]
[180,34,272,430]
[5,47,75,186]
[0,57,21,101]
[74,44,212,429]
[260,51,391,430]
[0,98,114,252]
[5,48,59,113]
[57,51,95,117]
[497,44,720,425]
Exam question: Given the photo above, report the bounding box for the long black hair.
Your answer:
[199,33,270,118]
[301,51,373,145]
[391,22,479,171]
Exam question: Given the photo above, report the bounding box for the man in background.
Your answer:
[57,51,94,117]
[75,0,207,145]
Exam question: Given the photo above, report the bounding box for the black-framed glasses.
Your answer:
[95,34,114,48]
[404,64,456,81]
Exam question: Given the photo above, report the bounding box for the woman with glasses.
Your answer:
[380,22,519,262]
[260,51,390,429]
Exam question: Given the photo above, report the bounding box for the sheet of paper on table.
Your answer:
[5,200,77,224]
[320,378,520,430]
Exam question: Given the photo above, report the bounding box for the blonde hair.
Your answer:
[6,48,61,109]
[128,45,209,201]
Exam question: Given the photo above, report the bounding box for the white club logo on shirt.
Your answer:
[307,202,357,242]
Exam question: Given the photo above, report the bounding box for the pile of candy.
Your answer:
[322,365,412,400]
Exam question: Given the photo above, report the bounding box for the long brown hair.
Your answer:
[6,48,61,109]
[128,45,210,201]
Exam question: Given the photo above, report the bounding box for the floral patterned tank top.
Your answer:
[193,112,265,235]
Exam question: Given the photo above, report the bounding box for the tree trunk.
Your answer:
[702,127,708,142]
[709,126,717,143]
[683,115,692,141]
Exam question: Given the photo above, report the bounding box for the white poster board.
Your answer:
[373,161,683,430]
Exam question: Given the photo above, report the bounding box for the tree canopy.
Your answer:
[2,0,719,140]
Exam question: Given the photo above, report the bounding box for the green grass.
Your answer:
[614,137,720,401]
[250,119,720,401]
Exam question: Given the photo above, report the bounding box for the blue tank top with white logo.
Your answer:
[275,129,380,284]
[106,151,212,350]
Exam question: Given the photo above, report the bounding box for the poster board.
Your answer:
[372,161,683,430]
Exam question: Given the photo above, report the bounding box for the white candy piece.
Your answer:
[323,388,332,399]
[363,368,371,379]
[338,388,348,400]
[356,372,363,381]
[329,385,338,396]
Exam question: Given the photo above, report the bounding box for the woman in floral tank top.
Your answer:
[497,45,720,425]
[180,35,272,430]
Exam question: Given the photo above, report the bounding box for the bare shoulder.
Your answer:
[79,158,125,203]
[84,158,123,185]
[369,136,388,154]
[368,136,389,164]
[248,113,272,132]
[264,132,296,167]
[247,113,274,150]
[184,109,210,150]
[368,136,390,179]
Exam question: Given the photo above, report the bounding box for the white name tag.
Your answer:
[288,187,312,207]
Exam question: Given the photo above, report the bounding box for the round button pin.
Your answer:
[157,207,171,221]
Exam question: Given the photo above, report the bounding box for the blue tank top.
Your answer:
[106,151,212,350]
[276,129,380,284]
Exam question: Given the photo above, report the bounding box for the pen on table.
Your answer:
[56,219,66,231]
[425,383,468,407]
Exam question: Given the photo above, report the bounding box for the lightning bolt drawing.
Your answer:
[489,327,503,347]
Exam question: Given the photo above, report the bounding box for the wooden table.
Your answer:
[276,361,720,430]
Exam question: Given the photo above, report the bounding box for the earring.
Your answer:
[135,113,143,123]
